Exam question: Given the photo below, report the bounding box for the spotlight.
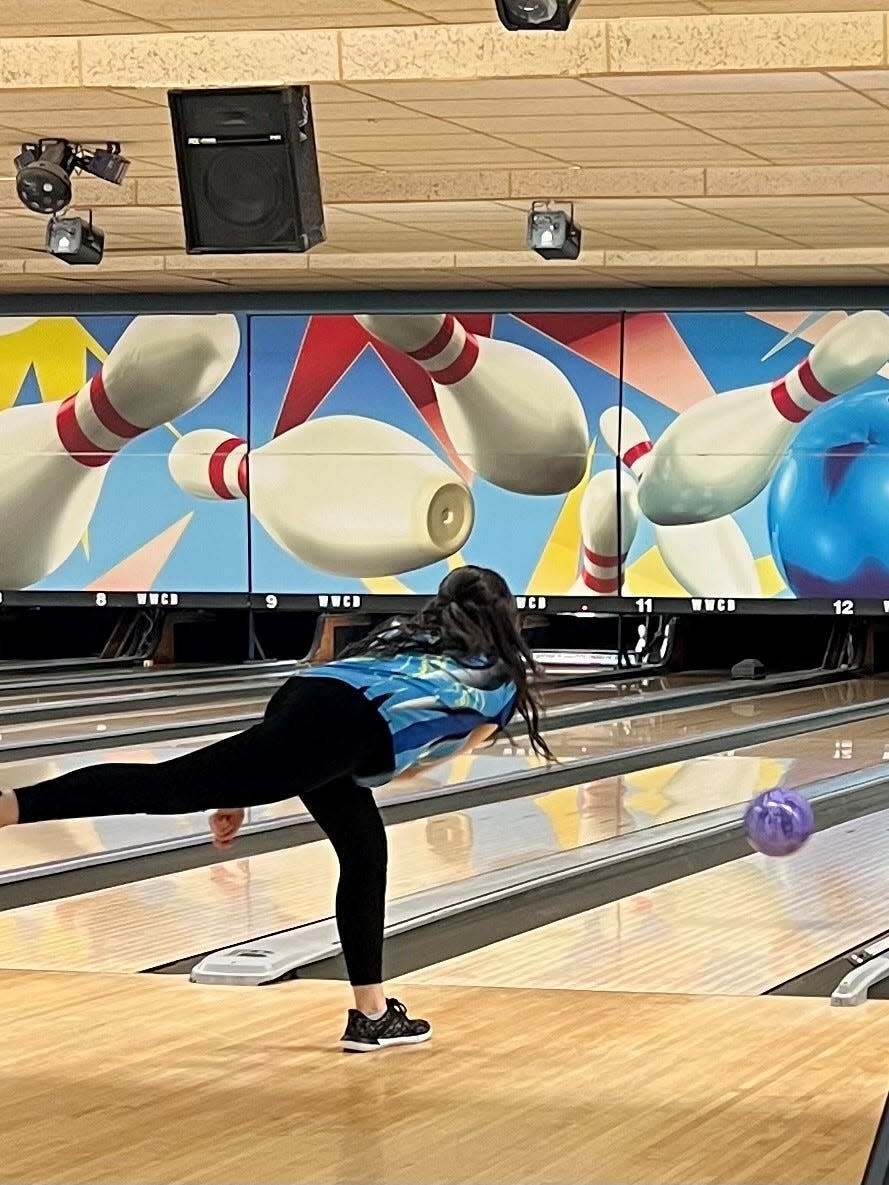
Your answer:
[15,140,75,215]
[78,144,130,186]
[46,214,105,266]
[527,202,581,260]
[14,139,130,215]
[494,0,580,30]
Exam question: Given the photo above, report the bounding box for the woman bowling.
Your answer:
[0,566,552,1052]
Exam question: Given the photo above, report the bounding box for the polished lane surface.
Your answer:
[0,678,875,879]
[5,674,874,759]
[2,689,889,972]
[0,671,713,729]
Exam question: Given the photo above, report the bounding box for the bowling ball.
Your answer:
[768,390,889,597]
[743,788,814,857]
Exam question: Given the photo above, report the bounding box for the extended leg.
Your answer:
[6,677,391,825]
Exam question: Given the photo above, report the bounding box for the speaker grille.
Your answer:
[169,86,325,254]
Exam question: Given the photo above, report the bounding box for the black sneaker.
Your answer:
[340,998,432,1053]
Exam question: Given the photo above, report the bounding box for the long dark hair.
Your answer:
[340,566,553,761]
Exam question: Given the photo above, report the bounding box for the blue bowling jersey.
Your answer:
[300,652,518,786]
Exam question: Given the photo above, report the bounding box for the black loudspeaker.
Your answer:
[168,86,325,254]
[731,658,766,680]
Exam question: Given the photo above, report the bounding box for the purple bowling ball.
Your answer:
[744,788,814,857]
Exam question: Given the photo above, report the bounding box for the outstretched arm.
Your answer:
[207,725,500,845]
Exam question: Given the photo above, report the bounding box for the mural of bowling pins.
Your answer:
[569,467,640,595]
[637,309,889,525]
[168,415,474,578]
[0,314,240,589]
[599,407,761,599]
[356,313,590,496]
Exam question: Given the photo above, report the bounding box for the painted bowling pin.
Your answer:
[0,314,240,589]
[599,407,761,599]
[569,467,640,595]
[356,313,589,496]
[168,415,474,578]
[637,310,889,525]
[0,318,37,336]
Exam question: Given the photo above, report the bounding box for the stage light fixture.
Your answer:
[494,0,581,30]
[15,140,75,215]
[14,139,129,215]
[526,201,582,260]
[46,213,105,266]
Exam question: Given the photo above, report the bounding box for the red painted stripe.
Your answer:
[623,440,653,469]
[237,453,249,497]
[770,358,836,424]
[583,545,628,566]
[796,358,834,403]
[89,370,142,440]
[428,333,480,385]
[208,438,246,500]
[55,397,112,468]
[770,378,810,424]
[582,571,619,594]
[402,314,480,385]
[407,314,455,362]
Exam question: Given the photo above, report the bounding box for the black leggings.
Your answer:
[12,676,395,987]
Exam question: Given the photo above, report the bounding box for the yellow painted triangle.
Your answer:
[757,554,785,597]
[526,440,596,594]
[0,317,108,411]
[80,530,90,562]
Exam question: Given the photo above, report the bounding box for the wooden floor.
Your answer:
[5,684,889,1182]
[1,971,885,1185]
[406,808,889,996]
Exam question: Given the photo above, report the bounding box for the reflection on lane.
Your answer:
[0,679,884,880]
[5,724,887,977]
[0,673,290,712]
[0,672,701,744]
[405,800,889,998]
[0,697,266,747]
[6,706,889,975]
[534,672,723,710]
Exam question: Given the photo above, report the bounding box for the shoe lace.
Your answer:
[388,998,407,1017]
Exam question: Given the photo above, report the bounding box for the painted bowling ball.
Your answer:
[743,788,814,857]
[768,390,889,597]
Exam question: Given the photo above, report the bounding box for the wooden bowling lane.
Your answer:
[533,671,724,709]
[1,713,886,977]
[0,673,872,763]
[0,676,857,880]
[0,683,873,887]
[2,971,887,1185]
[0,668,287,711]
[0,693,266,749]
[405,803,889,998]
